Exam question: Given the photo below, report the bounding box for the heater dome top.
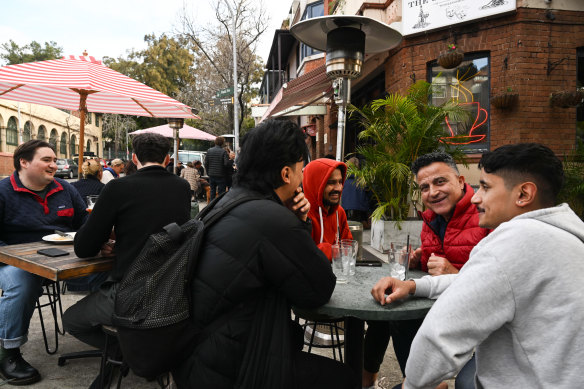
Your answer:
[290,15,402,54]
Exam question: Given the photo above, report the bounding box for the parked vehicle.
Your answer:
[171,151,207,175]
[55,158,78,179]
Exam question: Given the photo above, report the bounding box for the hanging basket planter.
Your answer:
[491,93,519,109]
[437,48,464,69]
[549,90,584,108]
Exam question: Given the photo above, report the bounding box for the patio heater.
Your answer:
[168,118,184,174]
[291,16,402,161]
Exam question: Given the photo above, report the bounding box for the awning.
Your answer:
[261,64,332,121]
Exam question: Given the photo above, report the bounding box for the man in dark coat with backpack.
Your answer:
[62,133,191,388]
[172,119,357,389]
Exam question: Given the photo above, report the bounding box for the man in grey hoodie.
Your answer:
[371,143,584,388]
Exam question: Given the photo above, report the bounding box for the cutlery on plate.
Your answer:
[54,230,72,238]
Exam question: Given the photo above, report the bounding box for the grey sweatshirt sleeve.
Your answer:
[404,252,515,389]
[413,274,458,299]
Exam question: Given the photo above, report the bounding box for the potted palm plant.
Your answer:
[348,80,468,252]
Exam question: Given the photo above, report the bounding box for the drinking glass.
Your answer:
[86,195,99,213]
[341,239,358,276]
[388,242,411,281]
[331,244,348,284]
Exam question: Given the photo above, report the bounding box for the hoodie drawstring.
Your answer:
[318,207,324,244]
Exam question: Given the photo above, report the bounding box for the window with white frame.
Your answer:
[299,1,324,63]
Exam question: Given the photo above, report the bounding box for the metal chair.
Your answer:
[295,312,345,362]
[35,280,65,354]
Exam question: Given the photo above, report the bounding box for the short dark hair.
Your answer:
[214,136,225,146]
[411,152,459,176]
[13,139,55,171]
[478,143,564,206]
[131,133,171,165]
[193,160,202,167]
[234,119,307,193]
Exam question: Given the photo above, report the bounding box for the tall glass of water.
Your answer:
[388,242,410,281]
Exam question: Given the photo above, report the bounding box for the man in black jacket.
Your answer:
[63,133,191,387]
[173,119,357,389]
[204,136,234,200]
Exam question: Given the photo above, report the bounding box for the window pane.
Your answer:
[429,54,490,153]
[299,1,324,63]
[70,135,77,156]
[60,133,68,154]
[49,129,58,148]
[23,122,31,142]
[7,117,17,145]
[38,125,46,141]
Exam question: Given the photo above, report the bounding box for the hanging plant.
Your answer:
[437,43,464,69]
[549,89,584,108]
[491,87,519,109]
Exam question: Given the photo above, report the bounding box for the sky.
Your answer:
[0,0,289,65]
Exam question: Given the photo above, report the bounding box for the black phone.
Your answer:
[37,248,69,257]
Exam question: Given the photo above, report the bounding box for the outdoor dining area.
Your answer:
[0,227,431,389]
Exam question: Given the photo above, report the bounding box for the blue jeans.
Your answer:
[455,354,476,389]
[0,264,44,348]
[209,176,227,200]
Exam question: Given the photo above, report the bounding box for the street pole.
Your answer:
[223,0,239,155]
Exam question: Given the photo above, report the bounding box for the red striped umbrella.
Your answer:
[0,55,199,168]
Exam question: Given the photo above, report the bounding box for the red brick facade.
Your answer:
[383,7,583,156]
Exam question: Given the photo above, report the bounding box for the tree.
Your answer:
[101,114,137,158]
[0,40,63,65]
[103,34,195,99]
[178,0,267,136]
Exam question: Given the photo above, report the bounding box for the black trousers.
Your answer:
[294,350,359,389]
[62,282,117,350]
[363,318,424,376]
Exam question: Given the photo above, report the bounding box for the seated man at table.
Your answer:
[302,158,353,260]
[63,133,191,387]
[101,158,125,184]
[173,119,357,389]
[0,139,87,385]
[372,143,584,388]
[363,152,489,389]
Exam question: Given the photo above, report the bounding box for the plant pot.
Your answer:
[490,93,519,109]
[549,90,584,108]
[437,49,464,69]
[370,219,423,253]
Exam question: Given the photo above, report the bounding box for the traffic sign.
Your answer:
[216,87,233,98]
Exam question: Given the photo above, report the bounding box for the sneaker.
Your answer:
[0,353,41,386]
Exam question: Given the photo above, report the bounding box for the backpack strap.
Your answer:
[198,192,263,229]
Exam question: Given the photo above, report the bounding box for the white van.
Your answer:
[172,150,207,174]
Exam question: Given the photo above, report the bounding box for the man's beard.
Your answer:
[323,191,341,208]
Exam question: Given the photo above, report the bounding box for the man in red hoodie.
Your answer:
[302,158,352,259]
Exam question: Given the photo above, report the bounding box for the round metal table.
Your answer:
[294,265,434,382]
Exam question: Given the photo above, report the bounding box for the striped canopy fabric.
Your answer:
[0,57,196,118]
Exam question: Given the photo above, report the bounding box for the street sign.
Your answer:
[216,87,234,98]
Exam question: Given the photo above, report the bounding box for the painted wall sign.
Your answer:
[402,0,517,36]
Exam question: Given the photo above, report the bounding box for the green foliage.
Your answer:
[0,40,63,65]
[103,34,194,99]
[558,142,584,220]
[348,80,468,224]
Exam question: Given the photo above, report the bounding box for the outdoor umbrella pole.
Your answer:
[77,91,87,175]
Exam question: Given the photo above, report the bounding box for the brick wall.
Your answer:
[0,152,13,178]
[383,7,583,155]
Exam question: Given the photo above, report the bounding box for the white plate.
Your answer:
[42,232,76,244]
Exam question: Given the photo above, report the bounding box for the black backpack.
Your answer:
[112,193,260,378]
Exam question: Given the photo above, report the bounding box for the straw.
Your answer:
[406,234,410,252]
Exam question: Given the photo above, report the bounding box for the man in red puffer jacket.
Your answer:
[362,152,489,389]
